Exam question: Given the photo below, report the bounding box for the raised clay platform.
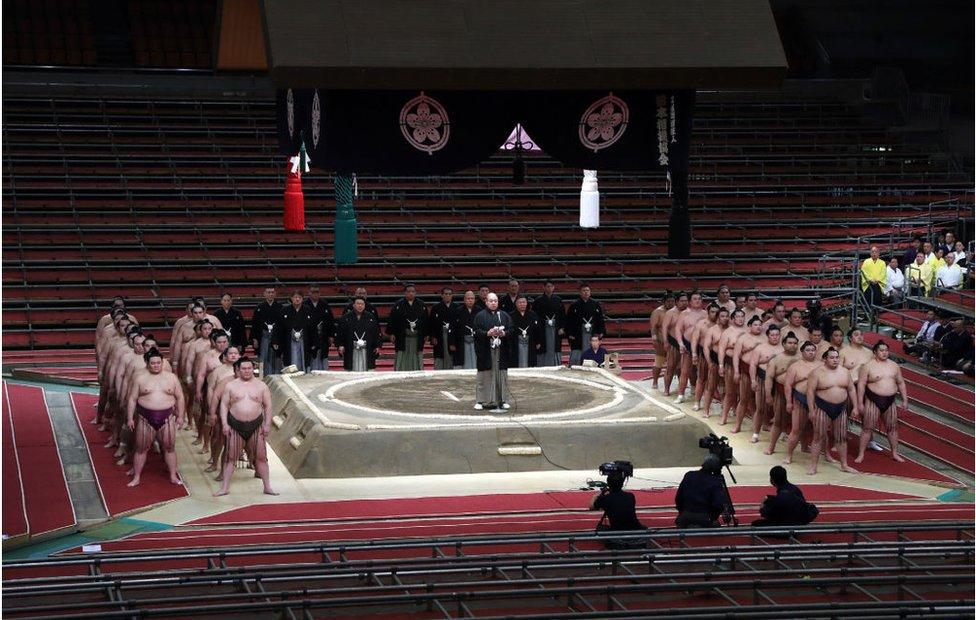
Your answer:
[265,367,712,478]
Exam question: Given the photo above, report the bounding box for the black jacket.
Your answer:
[275,303,316,367]
[593,490,643,531]
[303,298,335,353]
[473,309,514,372]
[250,300,282,346]
[429,301,459,360]
[760,482,814,525]
[213,306,247,349]
[336,311,381,370]
[386,298,428,352]
[509,309,542,367]
[675,469,728,522]
[451,305,480,367]
[532,293,566,352]
[565,297,606,350]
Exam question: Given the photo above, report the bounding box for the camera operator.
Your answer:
[675,455,730,528]
[752,466,818,527]
[589,472,644,533]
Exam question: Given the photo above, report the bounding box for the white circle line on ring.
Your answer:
[312,369,628,422]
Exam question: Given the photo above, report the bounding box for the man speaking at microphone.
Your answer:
[473,293,514,411]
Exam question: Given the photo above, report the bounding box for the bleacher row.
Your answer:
[4,522,974,618]
[2,92,972,349]
[3,0,215,69]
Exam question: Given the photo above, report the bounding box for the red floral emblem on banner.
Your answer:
[399,92,450,154]
[579,93,628,152]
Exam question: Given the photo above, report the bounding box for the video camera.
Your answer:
[590,460,633,491]
[598,460,634,479]
[699,434,733,467]
[698,434,738,525]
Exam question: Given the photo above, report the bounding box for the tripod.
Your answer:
[719,464,738,526]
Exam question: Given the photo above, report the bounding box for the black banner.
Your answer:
[277,89,694,176]
[277,88,695,257]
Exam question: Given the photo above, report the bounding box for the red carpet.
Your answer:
[899,368,973,422]
[893,411,974,474]
[189,484,920,526]
[2,383,29,540]
[899,409,974,449]
[842,432,959,484]
[4,382,76,537]
[69,502,973,555]
[69,392,188,516]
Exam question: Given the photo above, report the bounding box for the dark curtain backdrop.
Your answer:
[277,88,695,256]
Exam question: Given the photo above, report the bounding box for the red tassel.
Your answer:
[283,167,305,231]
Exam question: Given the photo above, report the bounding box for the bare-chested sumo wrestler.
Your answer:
[855,341,908,464]
[698,307,730,417]
[690,304,719,412]
[126,348,185,487]
[661,292,688,396]
[673,291,706,403]
[806,348,859,475]
[205,345,242,476]
[782,340,821,465]
[716,309,747,425]
[193,329,229,453]
[648,292,675,391]
[747,325,784,443]
[730,316,765,434]
[214,357,277,496]
[762,331,799,455]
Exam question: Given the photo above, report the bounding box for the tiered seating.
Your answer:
[3,522,973,618]
[2,93,971,348]
[128,0,215,68]
[2,0,96,66]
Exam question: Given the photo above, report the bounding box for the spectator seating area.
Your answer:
[3,0,215,69]
[128,0,215,69]
[2,0,96,66]
[3,519,973,618]
[2,91,971,350]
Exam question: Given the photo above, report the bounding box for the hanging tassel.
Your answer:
[283,135,307,231]
[352,173,358,198]
[580,169,600,228]
[665,169,672,197]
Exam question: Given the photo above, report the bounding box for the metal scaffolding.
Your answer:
[3,521,973,619]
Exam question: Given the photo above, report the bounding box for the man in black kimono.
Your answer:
[250,286,282,376]
[533,280,566,366]
[498,279,525,314]
[213,293,247,350]
[509,296,541,368]
[452,291,480,369]
[429,286,458,370]
[566,283,606,365]
[304,284,334,371]
[275,291,315,373]
[475,285,491,310]
[336,298,381,371]
[343,286,380,320]
[473,293,514,411]
[387,284,428,371]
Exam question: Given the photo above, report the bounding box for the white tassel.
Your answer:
[352,173,358,197]
[289,154,311,174]
[580,169,600,228]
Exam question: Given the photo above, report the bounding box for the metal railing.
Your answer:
[3,522,972,620]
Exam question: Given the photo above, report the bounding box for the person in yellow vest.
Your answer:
[926,247,947,272]
[860,246,887,307]
[904,253,935,297]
